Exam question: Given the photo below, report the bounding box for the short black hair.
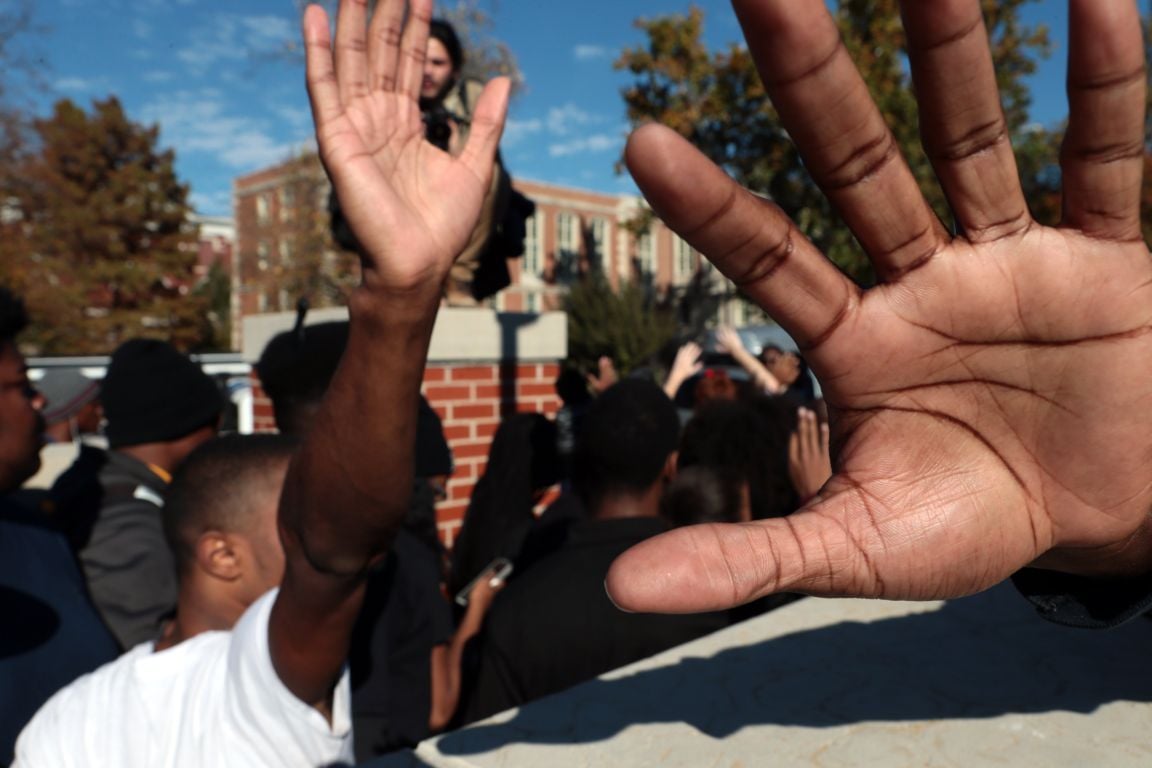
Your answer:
[429,19,464,71]
[163,433,298,575]
[256,321,349,435]
[255,320,452,476]
[678,397,798,520]
[572,378,679,508]
[0,286,29,344]
[661,465,744,527]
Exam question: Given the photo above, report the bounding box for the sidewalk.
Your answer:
[369,581,1152,767]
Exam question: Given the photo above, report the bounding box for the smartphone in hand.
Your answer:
[454,557,513,607]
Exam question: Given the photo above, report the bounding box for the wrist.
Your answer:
[348,280,442,329]
[1033,515,1152,580]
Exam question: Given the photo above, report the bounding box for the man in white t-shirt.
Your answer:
[15,0,515,764]
[16,435,351,766]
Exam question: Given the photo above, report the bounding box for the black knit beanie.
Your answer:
[101,339,223,449]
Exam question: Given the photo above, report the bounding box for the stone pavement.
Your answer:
[368,581,1152,767]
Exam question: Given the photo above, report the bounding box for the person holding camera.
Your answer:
[420,19,512,306]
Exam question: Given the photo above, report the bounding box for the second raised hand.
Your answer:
[302,0,510,298]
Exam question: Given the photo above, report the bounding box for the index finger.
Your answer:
[731,0,949,280]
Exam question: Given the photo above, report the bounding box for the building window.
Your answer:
[525,290,539,313]
[588,217,610,271]
[556,212,579,281]
[733,299,748,326]
[256,242,270,272]
[674,237,694,283]
[524,212,542,276]
[256,194,270,225]
[279,187,295,222]
[636,231,654,276]
[278,239,293,267]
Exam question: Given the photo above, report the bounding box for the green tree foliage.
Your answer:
[616,1,1058,284]
[564,269,677,376]
[0,97,205,354]
[192,261,232,352]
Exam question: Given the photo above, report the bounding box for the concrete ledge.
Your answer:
[369,582,1152,767]
[241,307,567,364]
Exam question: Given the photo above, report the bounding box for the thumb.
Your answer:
[457,76,510,177]
[605,509,876,614]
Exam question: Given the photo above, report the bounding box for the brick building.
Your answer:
[189,214,236,280]
[233,155,756,352]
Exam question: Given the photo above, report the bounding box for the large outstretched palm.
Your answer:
[607,0,1152,612]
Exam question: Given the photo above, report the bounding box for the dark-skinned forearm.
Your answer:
[279,286,440,579]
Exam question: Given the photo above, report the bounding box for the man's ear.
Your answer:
[195,531,242,581]
[662,451,679,482]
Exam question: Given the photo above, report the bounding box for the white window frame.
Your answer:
[523,211,542,277]
[636,231,655,276]
[674,237,694,283]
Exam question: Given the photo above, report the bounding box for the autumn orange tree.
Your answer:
[0,96,206,354]
[616,1,1059,284]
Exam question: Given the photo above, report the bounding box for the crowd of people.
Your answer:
[2,0,1151,765]
[0,296,832,764]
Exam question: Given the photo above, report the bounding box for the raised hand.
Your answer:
[587,356,619,395]
[664,341,704,399]
[303,0,509,297]
[715,325,782,394]
[607,0,1152,613]
[788,407,832,503]
[269,1,509,711]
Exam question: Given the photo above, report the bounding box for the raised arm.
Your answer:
[663,341,703,400]
[714,326,782,395]
[607,0,1152,613]
[270,0,509,711]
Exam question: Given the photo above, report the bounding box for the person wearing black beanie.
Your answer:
[101,339,223,450]
[50,338,223,649]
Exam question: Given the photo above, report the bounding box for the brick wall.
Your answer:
[424,362,560,546]
[243,306,568,551]
[248,359,561,549]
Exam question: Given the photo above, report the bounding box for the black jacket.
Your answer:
[51,447,176,649]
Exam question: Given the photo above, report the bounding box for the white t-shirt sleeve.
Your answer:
[222,588,354,767]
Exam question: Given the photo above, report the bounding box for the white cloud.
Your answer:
[189,188,234,217]
[140,90,295,170]
[238,16,295,51]
[574,45,609,61]
[504,104,617,154]
[177,14,295,73]
[274,104,312,132]
[545,103,601,136]
[133,20,153,40]
[548,133,621,158]
[142,70,176,83]
[55,76,105,93]
[502,117,543,146]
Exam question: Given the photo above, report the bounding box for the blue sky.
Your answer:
[14,0,1072,218]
